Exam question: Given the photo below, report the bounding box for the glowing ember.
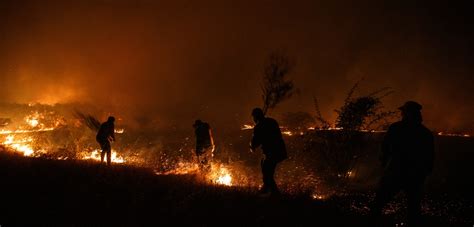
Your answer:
[312,193,326,200]
[155,161,199,175]
[25,112,42,128]
[156,162,234,186]
[347,171,354,177]
[209,165,233,186]
[82,149,125,163]
[114,128,125,134]
[282,130,293,136]
[360,129,386,133]
[437,132,471,137]
[26,118,39,127]
[241,124,254,130]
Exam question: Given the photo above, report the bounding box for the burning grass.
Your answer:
[0,149,354,225]
[0,104,472,225]
[0,147,470,226]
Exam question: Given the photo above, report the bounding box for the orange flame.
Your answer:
[208,164,233,186]
[241,124,254,130]
[81,149,125,163]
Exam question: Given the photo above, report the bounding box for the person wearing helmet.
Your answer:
[96,116,116,166]
[370,101,434,225]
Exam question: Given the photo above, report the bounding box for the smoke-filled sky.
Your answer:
[1,0,473,132]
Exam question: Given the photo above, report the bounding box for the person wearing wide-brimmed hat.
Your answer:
[370,101,434,225]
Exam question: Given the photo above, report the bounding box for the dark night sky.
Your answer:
[0,0,473,132]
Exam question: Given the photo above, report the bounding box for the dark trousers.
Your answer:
[260,158,280,193]
[98,140,111,165]
[371,174,425,224]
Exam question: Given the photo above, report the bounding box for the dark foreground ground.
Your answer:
[0,151,472,226]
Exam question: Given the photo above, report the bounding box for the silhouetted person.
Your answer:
[193,119,215,172]
[250,108,287,196]
[96,116,116,166]
[370,101,434,225]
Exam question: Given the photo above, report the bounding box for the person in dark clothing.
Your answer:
[250,108,287,195]
[193,119,215,172]
[371,101,434,225]
[96,116,116,166]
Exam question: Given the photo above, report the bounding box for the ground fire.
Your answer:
[0,104,472,225]
[0,109,241,187]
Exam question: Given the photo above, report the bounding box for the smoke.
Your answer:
[0,0,473,132]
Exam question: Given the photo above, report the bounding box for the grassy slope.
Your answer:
[0,145,470,226]
[0,150,366,226]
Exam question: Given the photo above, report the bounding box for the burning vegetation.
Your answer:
[1,90,471,192]
[0,102,472,225]
[0,104,245,187]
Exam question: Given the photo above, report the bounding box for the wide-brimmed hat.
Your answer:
[398,101,422,112]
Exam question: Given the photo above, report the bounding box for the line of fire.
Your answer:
[1,103,470,185]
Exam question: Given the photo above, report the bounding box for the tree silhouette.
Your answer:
[261,51,295,115]
[335,81,395,131]
[310,80,396,183]
[313,79,395,131]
